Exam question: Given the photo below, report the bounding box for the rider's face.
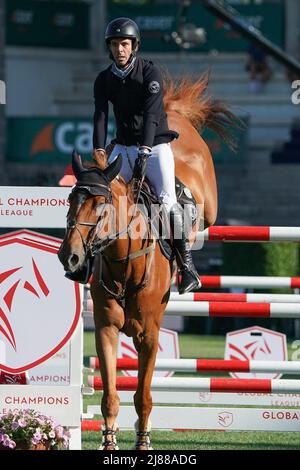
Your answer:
[109,38,134,68]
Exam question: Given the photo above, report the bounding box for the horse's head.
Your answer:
[58,150,122,276]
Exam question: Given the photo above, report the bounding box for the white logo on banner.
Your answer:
[0,230,81,373]
[225,326,287,379]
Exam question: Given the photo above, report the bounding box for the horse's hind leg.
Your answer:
[132,317,161,450]
[92,292,125,450]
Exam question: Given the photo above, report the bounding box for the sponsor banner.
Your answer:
[90,405,300,431]
[7,118,115,164]
[0,385,81,426]
[0,187,69,227]
[6,0,90,49]
[29,343,70,386]
[108,0,285,52]
[117,391,300,407]
[7,116,248,165]
[0,230,82,373]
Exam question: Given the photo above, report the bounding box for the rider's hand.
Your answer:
[133,147,151,180]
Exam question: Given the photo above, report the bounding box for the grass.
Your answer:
[82,332,300,450]
[83,430,300,451]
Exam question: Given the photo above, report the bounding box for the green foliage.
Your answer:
[222,242,299,278]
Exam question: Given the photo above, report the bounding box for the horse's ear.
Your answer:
[103,154,122,182]
[72,149,84,178]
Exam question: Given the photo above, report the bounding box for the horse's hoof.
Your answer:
[134,445,153,451]
[99,444,119,451]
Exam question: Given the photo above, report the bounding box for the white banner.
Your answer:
[0,230,82,373]
[0,385,81,426]
[0,187,70,228]
[87,405,300,432]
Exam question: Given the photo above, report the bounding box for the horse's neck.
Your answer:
[108,179,140,257]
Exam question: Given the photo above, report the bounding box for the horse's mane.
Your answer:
[163,72,243,151]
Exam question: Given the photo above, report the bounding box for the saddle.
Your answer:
[137,177,197,261]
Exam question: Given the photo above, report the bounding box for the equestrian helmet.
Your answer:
[105,17,140,47]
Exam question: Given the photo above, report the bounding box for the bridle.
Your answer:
[67,182,117,257]
[67,179,156,302]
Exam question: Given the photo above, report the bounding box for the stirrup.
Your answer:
[177,267,201,295]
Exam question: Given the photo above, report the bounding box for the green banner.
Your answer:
[7,118,102,164]
[107,0,285,52]
[7,116,248,165]
[6,0,90,49]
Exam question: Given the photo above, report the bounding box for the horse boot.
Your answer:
[169,204,201,295]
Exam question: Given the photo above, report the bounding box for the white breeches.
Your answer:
[108,142,178,213]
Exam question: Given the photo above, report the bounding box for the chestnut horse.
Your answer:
[58,74,238,450]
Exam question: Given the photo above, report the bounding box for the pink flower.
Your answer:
[18,418,27,428]
[33,432,42,442]
[48,430,55,439]
[3,438,11,448]
[8,440,16,449]
[11,421,19,430]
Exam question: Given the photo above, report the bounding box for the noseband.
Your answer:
[67,181,115,255]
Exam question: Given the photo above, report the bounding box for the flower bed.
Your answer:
[0,409,70,450]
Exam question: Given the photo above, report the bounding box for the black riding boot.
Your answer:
[169,204,201,295]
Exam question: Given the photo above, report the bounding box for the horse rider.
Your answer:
[93,17,201,295]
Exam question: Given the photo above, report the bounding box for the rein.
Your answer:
[68,180,156,303]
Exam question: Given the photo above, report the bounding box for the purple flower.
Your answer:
[18,418,27,428]
[31,437,40,445]
[11,421,19,430]
[8,440,16,449]
[33,432,42,442]
[3,438,11,448]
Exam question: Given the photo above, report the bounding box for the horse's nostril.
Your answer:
[69,254,79,267]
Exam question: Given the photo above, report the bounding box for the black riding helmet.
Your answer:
[105,17,141,49]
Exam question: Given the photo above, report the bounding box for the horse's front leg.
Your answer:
[92,291,125,450]
[131,314,163,450]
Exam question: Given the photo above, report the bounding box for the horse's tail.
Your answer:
[163,72,243,152]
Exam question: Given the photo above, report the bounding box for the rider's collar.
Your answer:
[111,56,136,79]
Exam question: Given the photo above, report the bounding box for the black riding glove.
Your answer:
[133,150,150,180]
